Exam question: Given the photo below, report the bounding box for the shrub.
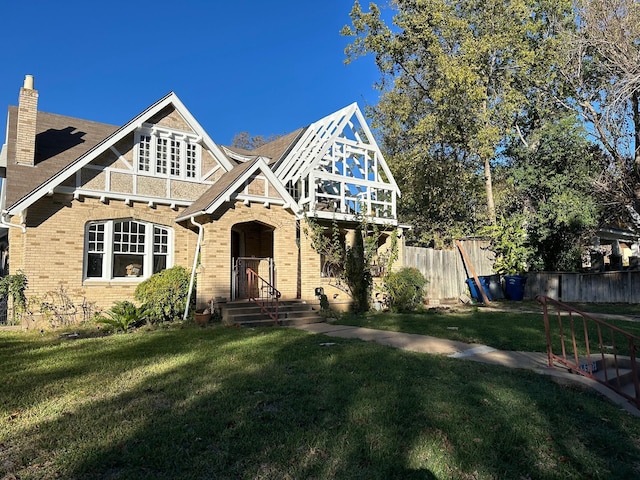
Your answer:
[382,267,427,312]
[0,270,27,324]
[95,301,147,332]
[134,266,191,323]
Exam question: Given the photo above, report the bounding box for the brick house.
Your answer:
[0,75,403,322]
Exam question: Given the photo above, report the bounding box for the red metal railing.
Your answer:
[246,268,281,325]
[536,295,640,408]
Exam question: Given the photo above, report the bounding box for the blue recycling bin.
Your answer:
[466,277,492,302]
[504,275,526,301]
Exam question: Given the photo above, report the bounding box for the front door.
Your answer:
[232,257,275,299]
[230,221,275,300]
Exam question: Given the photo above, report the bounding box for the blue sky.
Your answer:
[0,1,385,146]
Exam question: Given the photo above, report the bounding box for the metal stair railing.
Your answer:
[536,295,640,408]
[246,268,281,325]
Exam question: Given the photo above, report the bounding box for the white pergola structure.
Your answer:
[274,103,400,225]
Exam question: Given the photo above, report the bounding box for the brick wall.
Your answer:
[195,201,302,306]
[11,194,197,315]
[9,194,402,322]
[16,87,38,166]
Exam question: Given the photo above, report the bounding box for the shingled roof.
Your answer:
[222,128,307,165]
[177,158,261,220]
[3,106,118,209]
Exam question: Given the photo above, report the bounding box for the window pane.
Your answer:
[156,138,168,174]
[88,223,105,253]
[87,253,103,278]
[153,226,169,253]
[114,221,145,255]
[153,226,169,273]
[170,139,181,176]
[113,254,144,278]
[153,255,167,274]
[138,135,151,172]
[186,143,197,178]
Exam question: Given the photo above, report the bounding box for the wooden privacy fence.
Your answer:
[405,242,640,303]
[525,271,640,303]
[404,240,496,301]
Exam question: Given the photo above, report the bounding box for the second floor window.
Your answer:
[135,127,200,179]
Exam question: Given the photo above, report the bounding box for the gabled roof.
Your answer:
[176,157,299,221]
[3,108,119,209]
[5,92,234,215]
[273,103,399,196]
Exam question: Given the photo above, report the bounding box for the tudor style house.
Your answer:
[0,75,403,322]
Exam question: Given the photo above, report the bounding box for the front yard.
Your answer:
[335,301,640,351]
[2,317,640,479]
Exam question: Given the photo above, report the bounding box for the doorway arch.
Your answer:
[231,221,275,299]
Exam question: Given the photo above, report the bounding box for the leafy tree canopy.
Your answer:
[343,0,573,231]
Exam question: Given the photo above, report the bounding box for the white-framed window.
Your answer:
[85,219,173,281]
[135,126,200,180]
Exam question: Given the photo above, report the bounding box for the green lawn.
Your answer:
[335,304,640,352]
[2,324,640,479]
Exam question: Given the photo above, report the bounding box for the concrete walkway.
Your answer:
[292,322,640,417]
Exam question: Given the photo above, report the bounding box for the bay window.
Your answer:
[85,219,172,280]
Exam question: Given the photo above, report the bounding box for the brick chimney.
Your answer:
[16,74,38,166]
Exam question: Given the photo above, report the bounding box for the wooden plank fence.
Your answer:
[404,240,497,301]
[405,241,640,303]
[525,271,640,303]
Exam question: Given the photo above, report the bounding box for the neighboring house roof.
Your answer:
[221,128,306,165]
[176,157,299,221]
[5,92,235,215]
[252,129,307,164]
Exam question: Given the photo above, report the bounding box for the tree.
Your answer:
[343,0,573,228]
[502,116,605,271]
[559,0,640,228]
[231,132,282,150]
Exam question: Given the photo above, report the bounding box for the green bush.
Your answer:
[95,301,147,332]
[382,267,427,312]
[134,266,191,323]
[0,270,27,323]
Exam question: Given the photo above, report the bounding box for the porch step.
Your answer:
[574,356,640,394]
[219,300,323,327]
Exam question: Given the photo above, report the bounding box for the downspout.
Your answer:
[183,216,204,321]
[0,211,26,233]
[0,175,25,233]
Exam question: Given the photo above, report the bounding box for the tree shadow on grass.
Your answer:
[2,326,640,479]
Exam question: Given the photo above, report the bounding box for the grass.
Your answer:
[334,303,640,352]
[2,323,640,479]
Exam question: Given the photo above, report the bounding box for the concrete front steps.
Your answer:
[576,355,640,405]
[219,300,323,327]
